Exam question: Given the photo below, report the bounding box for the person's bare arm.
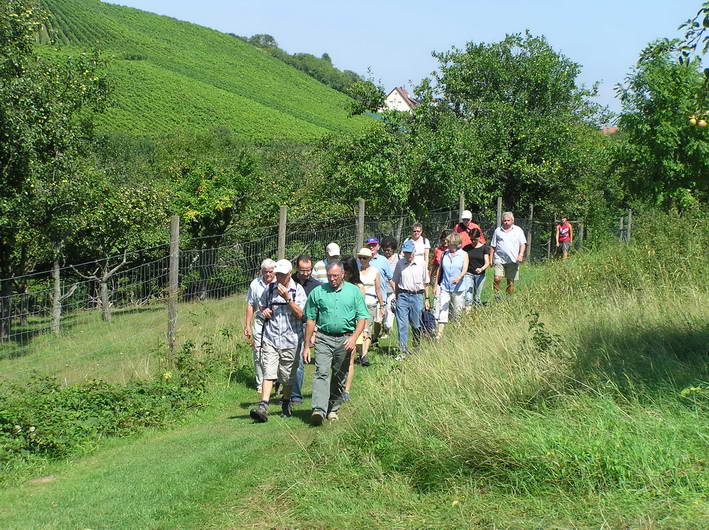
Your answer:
[303,319,316,363]
[517,244,527,262]
[455,252,469,285]
[555,225,560,246]
[374,273,385,316]
[345,318,367,352]
[244,304,254,339]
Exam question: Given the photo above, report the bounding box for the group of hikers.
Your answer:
[244,211,574,425]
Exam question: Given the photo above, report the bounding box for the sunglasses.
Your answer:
[358,256,371,261]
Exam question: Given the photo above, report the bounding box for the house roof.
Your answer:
[386,87,418,109]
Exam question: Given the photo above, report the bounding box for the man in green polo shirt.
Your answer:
[303,261,368,426]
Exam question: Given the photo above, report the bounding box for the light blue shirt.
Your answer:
[368,254,393,297]
[441,250,466,292]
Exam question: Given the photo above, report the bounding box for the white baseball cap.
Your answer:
[461,210,473,220]
[326,243,340,257]
[274,259,292,275]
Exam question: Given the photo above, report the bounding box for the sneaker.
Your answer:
[360,356,370,367]
[290,397,304,405]
[327,411,339,421]
[311,410,325,426]
[249,403,268,423]
[379,333,389,340]
[394,353,407,361]
[341,391,350,402]
[281,399,292,418]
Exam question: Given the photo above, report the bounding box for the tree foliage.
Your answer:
[346,79,386,116]
[0,1,110,259]
[615,40,709,208]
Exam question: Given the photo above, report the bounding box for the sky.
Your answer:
[108,0,702,114]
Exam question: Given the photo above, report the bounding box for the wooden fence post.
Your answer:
[547,224,552,260]
[526,204,534,260]
[458,192,465,222]
[619,215,624,242]
[496,196,502,228]
[578,221,584,249]
[356,199,365,252]
[278,206,287,259]
[167,215,180,356]
[626,209,632,243]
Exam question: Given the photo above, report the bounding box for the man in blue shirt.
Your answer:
[364,237,393,343]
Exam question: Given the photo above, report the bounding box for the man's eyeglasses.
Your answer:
[358,257,370,261]
[297,268,312,273]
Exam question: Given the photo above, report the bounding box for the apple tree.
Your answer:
[0,0,110,338]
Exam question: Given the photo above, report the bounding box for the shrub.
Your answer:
[0,341,210,466]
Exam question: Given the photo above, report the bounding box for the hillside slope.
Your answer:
[40,0,369,140]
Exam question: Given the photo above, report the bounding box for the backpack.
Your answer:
[420,309,437,338]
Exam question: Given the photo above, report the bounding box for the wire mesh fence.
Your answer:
[0,202,590,381]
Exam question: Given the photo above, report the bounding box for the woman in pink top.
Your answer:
[555,216,573,260]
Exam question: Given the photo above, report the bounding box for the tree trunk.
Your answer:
[51,256,61,334]
[100,279,111,321]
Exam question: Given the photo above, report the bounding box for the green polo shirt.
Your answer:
[304,281,369,335]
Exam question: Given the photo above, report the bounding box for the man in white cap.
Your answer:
[392,239,430,359]
[312,242,340,284]
[250,259,307,422]
[454,209,486,246]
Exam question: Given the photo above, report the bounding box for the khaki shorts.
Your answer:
[560,241,571,252]
[494,262,520,281]
[260,342,299,384]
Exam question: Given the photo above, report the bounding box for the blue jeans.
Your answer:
[291,353,304,402]
[395,292,422,353]
[465,273,486,306]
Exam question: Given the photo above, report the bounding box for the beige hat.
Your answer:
[326,242,340,257]
[357,247,372,258]
[274,259,292,275]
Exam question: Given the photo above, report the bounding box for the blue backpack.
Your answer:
[420,309,437,338]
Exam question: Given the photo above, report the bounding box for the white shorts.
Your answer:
[260,342,299,384]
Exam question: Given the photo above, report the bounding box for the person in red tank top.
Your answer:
[555,216,573,260]
[454,210,486,246]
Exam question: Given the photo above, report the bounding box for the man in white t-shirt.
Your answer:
[489,212,527,298]
[401,222,430,266]
[313,243,340,284]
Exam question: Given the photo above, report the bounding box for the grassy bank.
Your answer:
[232,209,708,527]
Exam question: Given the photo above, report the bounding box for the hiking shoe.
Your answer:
[394,353,407,361]
[341,391,350,402]
[311,411,325,426]
[359,356,370,367]
[249,403,268,423]
[281,399,292,418]
[327,412,339,421]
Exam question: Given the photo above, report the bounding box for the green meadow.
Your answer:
[1,210,707,528]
